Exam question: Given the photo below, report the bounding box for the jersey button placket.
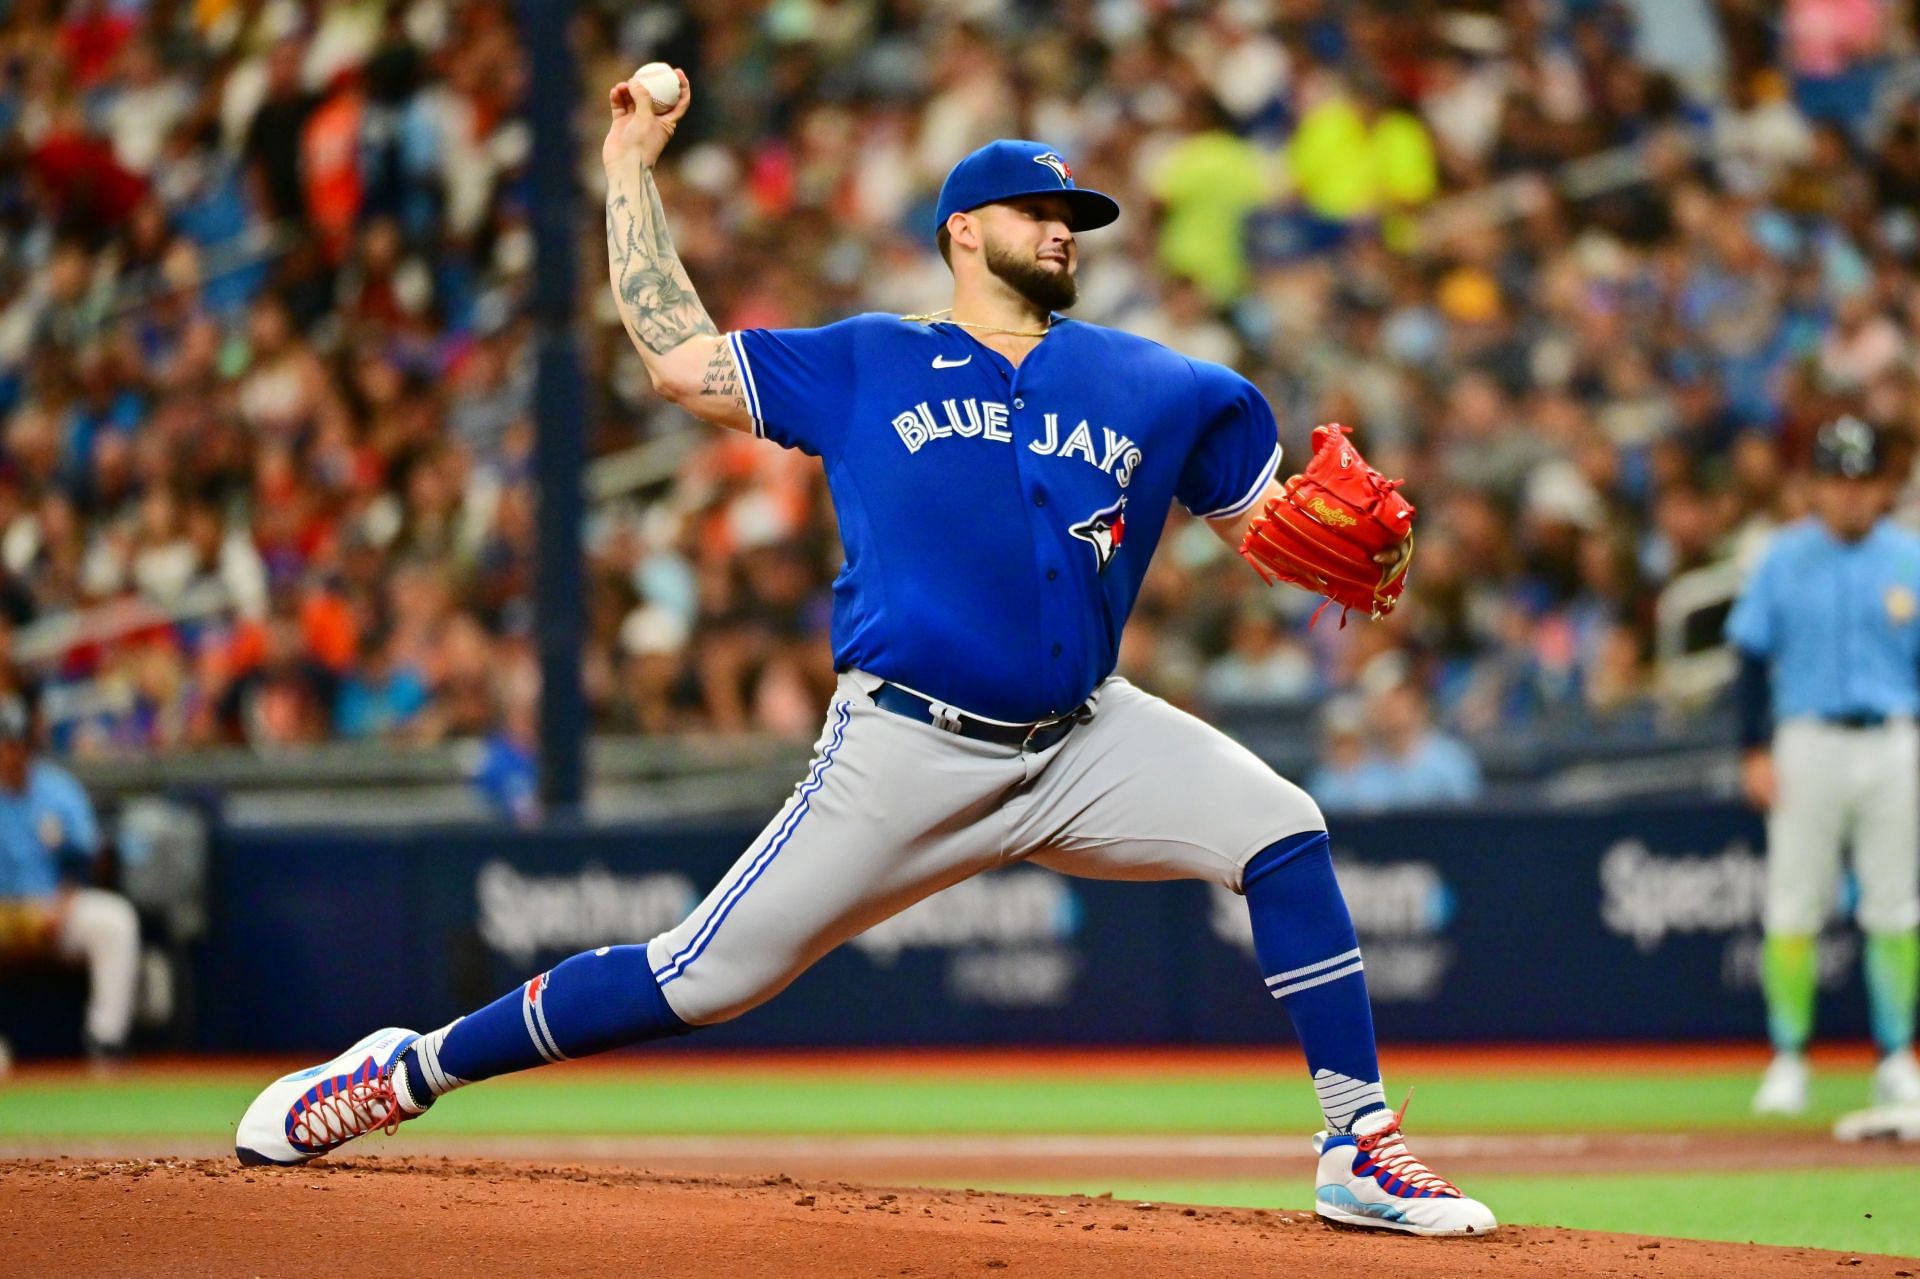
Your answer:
[1009,359,1064,707]
[1838,551,1853,713]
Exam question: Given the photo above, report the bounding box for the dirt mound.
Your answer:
[5,1156,1911,1278]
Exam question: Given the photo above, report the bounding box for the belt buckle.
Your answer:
[1022,707,1082,752]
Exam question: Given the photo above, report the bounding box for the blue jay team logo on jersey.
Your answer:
[1070,496,1127,573]
[1034,152,1072,185]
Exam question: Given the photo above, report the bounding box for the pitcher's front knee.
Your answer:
[1226,778,1327,891]
[1249,766,1326,838]
[646,932,799,1027]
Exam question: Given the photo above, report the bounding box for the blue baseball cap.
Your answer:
[933,140,1120,239]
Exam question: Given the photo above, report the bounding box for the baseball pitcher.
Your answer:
[236,68,1491,1236]
[1729,417,1920,1118]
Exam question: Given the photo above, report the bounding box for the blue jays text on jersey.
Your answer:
[1726,517,1920,721]
[890,398,1144,489]
[723,313,1282,723]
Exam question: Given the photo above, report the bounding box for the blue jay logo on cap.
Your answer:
[1033,152,1072,186]
[933,140,1119,239]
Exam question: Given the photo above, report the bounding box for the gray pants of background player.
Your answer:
[1767,718,1920,935]
[647,671,1325,1026]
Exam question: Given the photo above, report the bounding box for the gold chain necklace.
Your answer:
[901,308,1052,339]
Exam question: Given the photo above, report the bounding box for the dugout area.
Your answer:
[3,1044,1915,1276]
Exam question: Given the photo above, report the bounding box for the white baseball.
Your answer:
[630,62,680,113]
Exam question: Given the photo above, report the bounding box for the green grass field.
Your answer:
[3,1055,1916,1258]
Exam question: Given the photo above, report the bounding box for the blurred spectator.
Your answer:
[1307,695,1381,813]
[1149,95,1275,303]
[1199,603,1318,711]
[1313,682,1483,813]
[468,693,537,827]
[220,601,336,750]
[0,695,137,1062]
[1287,70,1437,249]
[1367,681,1484,808]
[1784,0,1887,115]
[335,626,430,741]
[1618,0,1727,102]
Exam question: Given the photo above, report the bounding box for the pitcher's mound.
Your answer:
[3,1156,1906,1277]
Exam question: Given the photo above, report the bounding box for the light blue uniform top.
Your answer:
[0,760,101,899]
[1725,517,1920,721]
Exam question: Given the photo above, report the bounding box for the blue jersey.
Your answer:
[726,314,1281,722]
[1725,517,1920,721]
[0,760,100,899]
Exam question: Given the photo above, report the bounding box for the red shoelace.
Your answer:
[290,1072,404,1150]
[1354,1092,1461,1196]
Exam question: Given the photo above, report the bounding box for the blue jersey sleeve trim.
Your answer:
[1189,441,1282,520]
[726,331,766,439]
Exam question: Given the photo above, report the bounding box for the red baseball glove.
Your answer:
[1238,424,1415,624]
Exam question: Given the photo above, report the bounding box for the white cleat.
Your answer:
[1312,1097,1497,1237]
[1834,1100,1920,1142]
[1871,1050,1920,1106]
[234,1026,422,1167]
[1751,1052,1810,1116]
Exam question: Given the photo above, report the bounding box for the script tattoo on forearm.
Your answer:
[605,167,718,355]
[698,340,740,398]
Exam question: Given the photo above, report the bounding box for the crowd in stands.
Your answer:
[5,0,1920,812]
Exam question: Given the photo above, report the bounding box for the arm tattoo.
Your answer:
[605,167,719,355]
[698,341,741,398]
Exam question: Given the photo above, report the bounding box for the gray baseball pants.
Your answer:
[646,670,1324,1025]
[1767,717,1920,935]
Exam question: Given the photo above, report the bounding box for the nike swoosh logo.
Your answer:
[931,354,972,369]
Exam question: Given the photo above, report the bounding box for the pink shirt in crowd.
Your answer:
[1785,0,1885,77]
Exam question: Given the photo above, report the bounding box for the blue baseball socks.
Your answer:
[1244,830,1387,1132]
[392,943,691,1112]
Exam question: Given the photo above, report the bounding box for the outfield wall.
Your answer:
[189,798,1879,1054]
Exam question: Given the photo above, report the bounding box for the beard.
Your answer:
[984,239,1079,312]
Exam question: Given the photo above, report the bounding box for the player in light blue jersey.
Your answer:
[236,68,1495,1238]
[1728,417,1920,1120]
[0,695,139,1064]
